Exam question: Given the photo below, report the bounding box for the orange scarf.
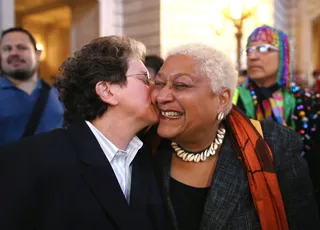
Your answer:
[227,106,288,230]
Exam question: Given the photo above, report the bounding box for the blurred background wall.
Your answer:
[0,0,319,85]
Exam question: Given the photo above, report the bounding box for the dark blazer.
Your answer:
[153,120,320,230]
[0,119,165,230]
[307,119,320,210]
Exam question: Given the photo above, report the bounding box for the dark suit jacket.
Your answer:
[307,119,320,210]
[153,120,320,230]
[0,119,165,230]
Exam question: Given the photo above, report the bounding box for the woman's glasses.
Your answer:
[127,72,154,85]
[244,44,279,56]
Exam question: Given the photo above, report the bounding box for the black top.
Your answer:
[170,177,209,230]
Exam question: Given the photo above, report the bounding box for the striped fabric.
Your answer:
[256,90,287,126]
[85,121,143,203]
[273,91,285,118]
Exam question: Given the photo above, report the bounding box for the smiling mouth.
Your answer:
[9,60,24,65]
[160,111,183,119]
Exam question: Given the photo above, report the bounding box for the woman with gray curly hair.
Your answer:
[151,43,319,230]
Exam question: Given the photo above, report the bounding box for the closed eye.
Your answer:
[154,81,166,88]
[173,83,190,90]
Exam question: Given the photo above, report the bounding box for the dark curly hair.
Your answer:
[56,36,146,126]
[1,27,37,50]
[144,55,164,73]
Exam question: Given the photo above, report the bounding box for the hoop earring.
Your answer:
[217,112,224,121]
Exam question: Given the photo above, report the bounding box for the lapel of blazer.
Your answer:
[155,137,250,230]
[199,134,249,230]
[130,147,166,230]
[154,142,180,230]
[130,147,149,211]
[66,119,138,230]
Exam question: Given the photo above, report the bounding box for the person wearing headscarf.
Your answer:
[151,42,319,230]
[234,25,320,160]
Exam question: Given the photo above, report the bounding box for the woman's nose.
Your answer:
[155,85,174,104]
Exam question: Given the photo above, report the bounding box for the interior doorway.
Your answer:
[15,0,71,84]
[312,15,320,70]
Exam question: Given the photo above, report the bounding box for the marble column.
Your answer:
[0,0,15,32]
[70,0,99,53]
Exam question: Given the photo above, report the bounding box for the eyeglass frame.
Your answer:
[244,44,279,56]
[126,71,154,85]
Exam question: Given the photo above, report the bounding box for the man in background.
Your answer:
[0,27,63,145]
[144,55,163,79]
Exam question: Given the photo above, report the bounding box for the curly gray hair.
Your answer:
[167,43,238,114]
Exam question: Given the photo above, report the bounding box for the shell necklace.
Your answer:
[171,127,226,162]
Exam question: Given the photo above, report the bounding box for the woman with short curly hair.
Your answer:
[56,36,147,125]
[0,35,164,230]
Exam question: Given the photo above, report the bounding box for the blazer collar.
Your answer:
[130,148,150,211]
[156,135,249,230]
[66,119,149,230]
[199,134,249,230]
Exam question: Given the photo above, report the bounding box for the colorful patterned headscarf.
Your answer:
[245,25,295,89]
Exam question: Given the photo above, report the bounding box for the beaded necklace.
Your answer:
[248,84,287,126]
[291,83,319,155]
[249,81,319,156]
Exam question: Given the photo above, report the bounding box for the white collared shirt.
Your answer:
[85,121,143,203]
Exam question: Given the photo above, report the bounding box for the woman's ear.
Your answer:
[95,81,119,106]
[218,88,231,112]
